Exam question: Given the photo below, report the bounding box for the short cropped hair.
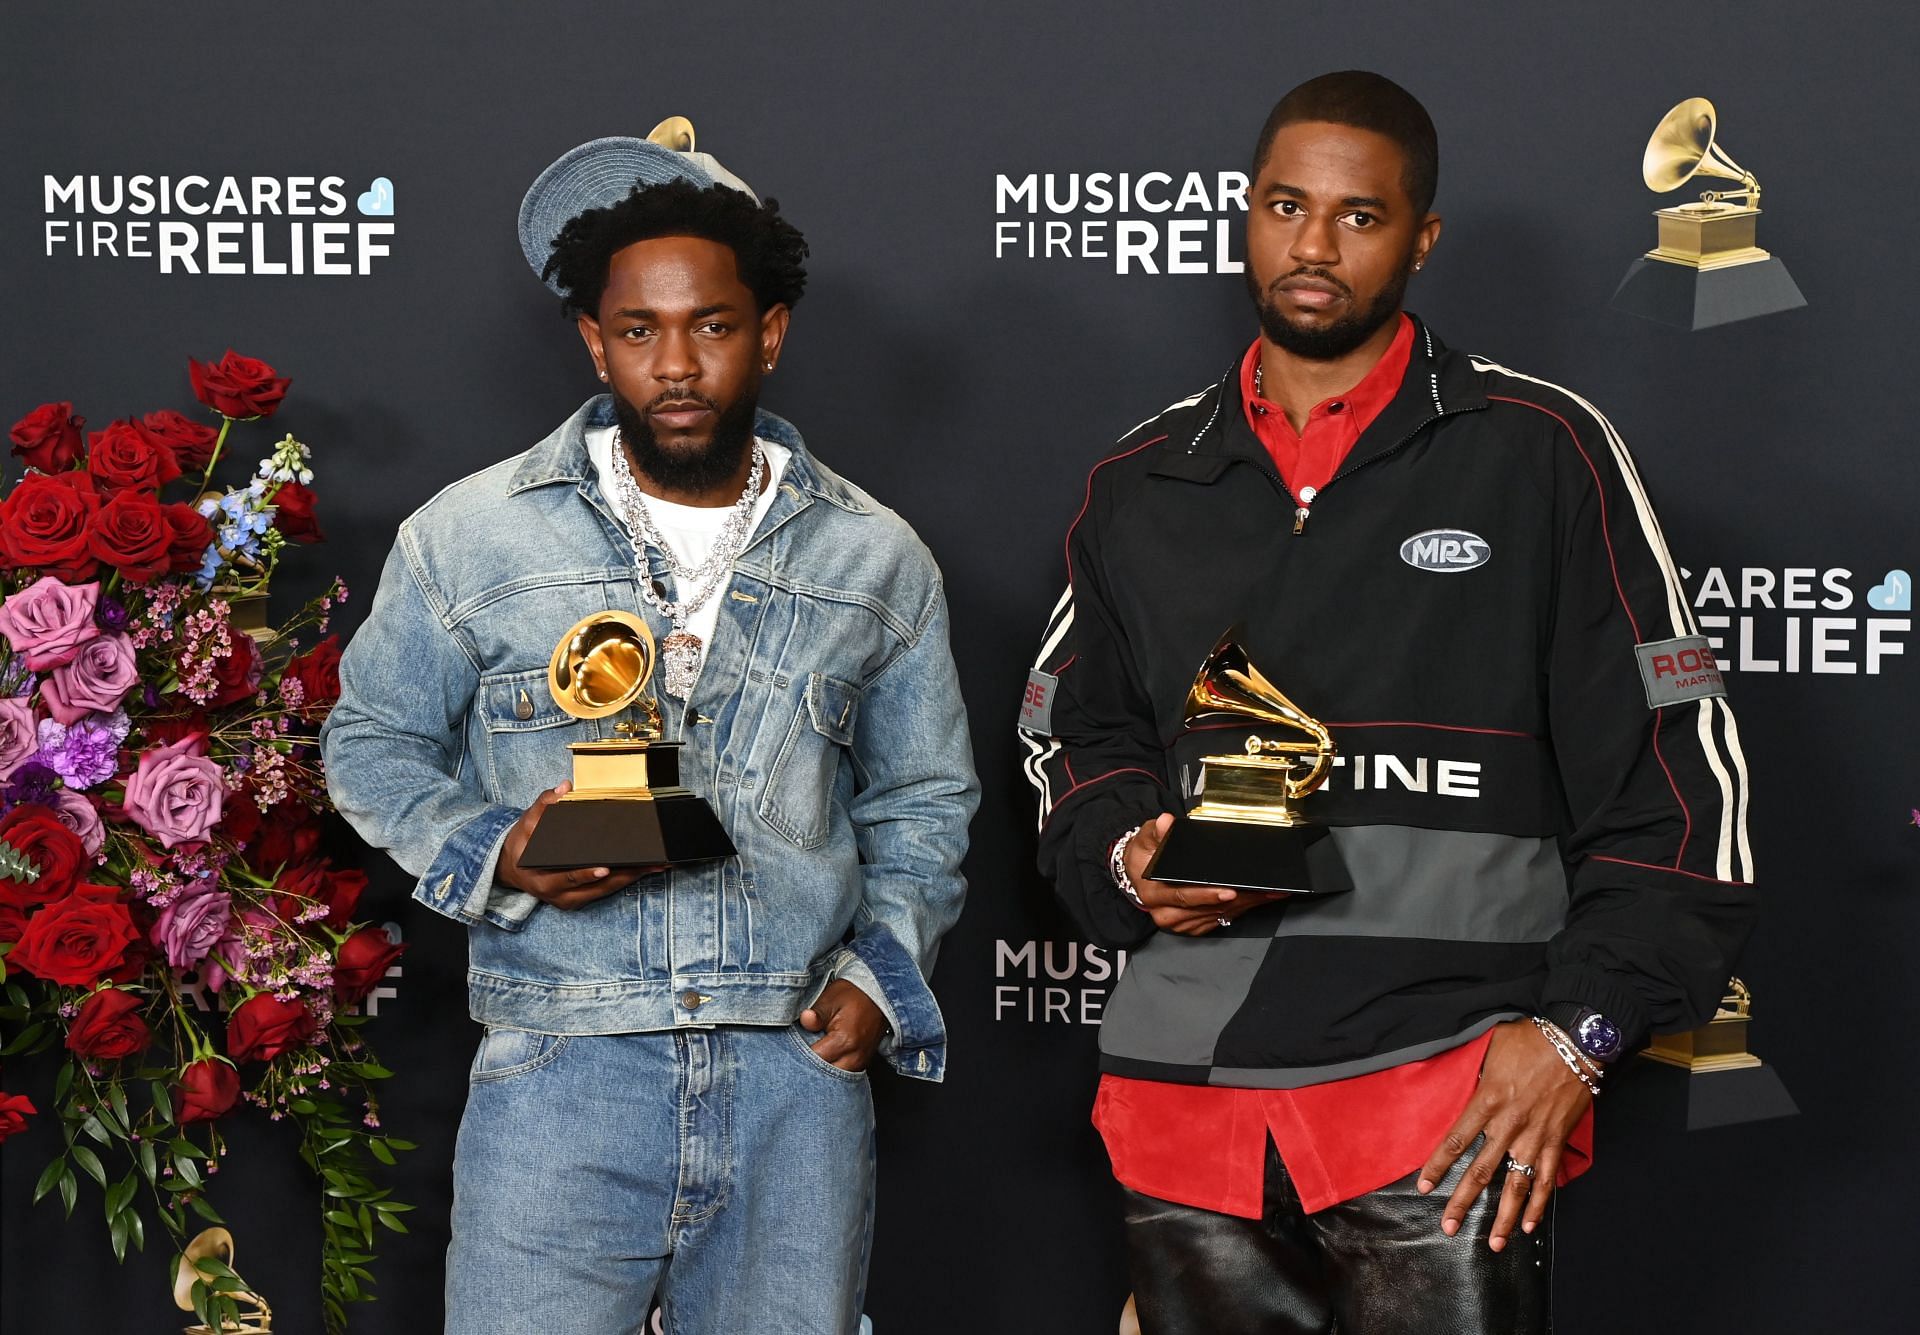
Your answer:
[543,178,810,319]
[1252,71,1439,215]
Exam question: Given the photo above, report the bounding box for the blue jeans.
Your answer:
[446,1025,876,1335]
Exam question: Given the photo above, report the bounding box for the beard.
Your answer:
[611,385,759,495]
[1245,254,1414,361]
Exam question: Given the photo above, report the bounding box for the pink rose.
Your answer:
[40,632,138,725]
[47,787,105,856]
[120,735,225,849]
[0,697,38,779]
[0,576,100,670]
[151,882,231,970]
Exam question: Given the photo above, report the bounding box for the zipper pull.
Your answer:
[1292,485,1318,535]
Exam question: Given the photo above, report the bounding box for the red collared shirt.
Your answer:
[1094,314,1593,1216]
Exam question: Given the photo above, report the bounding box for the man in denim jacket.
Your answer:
[320,131,977,1335]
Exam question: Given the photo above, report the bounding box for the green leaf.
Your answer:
[54,1061,74,1102]
[171,1137,208,1159]
[375,1211,409,1234]
[139,1140,158,1183]
[188,1194,225,1225]
[289,1097,318,1116]
[323,1209,357,1228]
[5,982,30,1009]
[110,1211,129,1262]
[106,1083,130,1131]
[127,1208,145,1252]
[367,1139,395,1165]
[71,1144,106,1187]
[149,1079,175,1126]
[383,1138,418,1151]
[81,1114,110,1146]
[57,1169,77,1218]
[32,1156,66,1203]
[1,1020,46,1055]
[105,1171,138,1219]
[172,1154,203,1189]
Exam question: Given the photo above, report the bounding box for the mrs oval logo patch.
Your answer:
[1400,528,1491,573]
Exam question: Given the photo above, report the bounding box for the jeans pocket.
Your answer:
[469,1027,570,1083]
[784,1024,869,1083]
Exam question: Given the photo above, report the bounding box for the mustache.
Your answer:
[644,389,720,413]
[1268,267,1353,298]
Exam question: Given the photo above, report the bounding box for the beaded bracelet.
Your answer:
[1531,1016,1605,1098]
[1109,824,1147,911]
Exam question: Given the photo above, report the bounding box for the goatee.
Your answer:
[612,388,759,495]
[1246,257,1413,361]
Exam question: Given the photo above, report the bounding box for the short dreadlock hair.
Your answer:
[542,177,810,319]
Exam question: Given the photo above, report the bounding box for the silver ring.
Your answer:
[1215,916,1232,929]
[1504,1158,1536,1178]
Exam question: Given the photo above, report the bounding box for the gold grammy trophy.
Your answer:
[516,610,737,871]
[1143,631,1353,896]
[1611,97,1805,329]
[174,1227,271,1334]
[1633,976,1798,1130]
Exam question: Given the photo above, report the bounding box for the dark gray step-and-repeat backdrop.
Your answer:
[3,3,1914,1332]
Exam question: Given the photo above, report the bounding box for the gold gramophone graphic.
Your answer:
[1611,97,1805,329]
[1637,976,1799,1130]
[174,1227,271,1334]
[516,609,737,871]
[1144,630,1353,895]
[1644,976,1762,1074]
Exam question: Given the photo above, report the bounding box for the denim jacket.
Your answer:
[320,396,977,1080]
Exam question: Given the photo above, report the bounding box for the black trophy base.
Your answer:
[1611,1056,1799,1132]
[517,788,737,871]
[1609,256,1806,331]
[1144,817,1353,895]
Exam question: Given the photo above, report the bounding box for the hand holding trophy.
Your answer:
[512,610,736,873]
[1143,629,1353,897]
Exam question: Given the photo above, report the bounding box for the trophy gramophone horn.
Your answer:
[1642,97,1760,209]
[646,116,696,152]
[549,610,657,723]
[174,1227,273,1332]
[1184,633,1335,792]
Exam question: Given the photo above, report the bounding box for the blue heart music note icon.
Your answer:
[1867,570,1910,612]
[356,177,394,216]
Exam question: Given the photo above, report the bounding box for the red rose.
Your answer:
[86,489,172,583]
[86,419,181,493]
[270,859,364,929]
[269,481,324,544]
[209,629,262,706]
[285,636,342,719]
[144,704,211,752]
[247,802,322,872]
[0,1090,36,1141]
[333,926,406,1006]
[104,927,156,986]
[0,903,28,943]
[189,351,289,421]
[136,410,220,471]
[9,402,85,474]
[65,987,150,1061]
[11,885,140,986]
[161,502,215,574]
[225,992,313,1062]
[173,1058,242,1124]
[219,788,263,848]
[0,805,89,910]
[0,471,100,580]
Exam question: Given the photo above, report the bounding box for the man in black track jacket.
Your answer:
[1020,71,1755,1334]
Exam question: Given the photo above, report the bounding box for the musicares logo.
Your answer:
[993,169,1250,274]
[1684,563,1909,675]
[41,172,396,276]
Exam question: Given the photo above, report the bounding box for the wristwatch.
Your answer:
[1544,1003,1625,1064]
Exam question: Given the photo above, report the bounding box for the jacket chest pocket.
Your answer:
[756,672,861,850]
[479,665,580,806]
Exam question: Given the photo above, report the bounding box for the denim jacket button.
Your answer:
[679,989,703,1009]
[515,689,534,721]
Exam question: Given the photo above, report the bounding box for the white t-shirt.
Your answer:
[585,426,789,684]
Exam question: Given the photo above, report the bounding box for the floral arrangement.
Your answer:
[0,353,409,1333]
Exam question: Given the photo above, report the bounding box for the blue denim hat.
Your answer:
[518,124,759,295]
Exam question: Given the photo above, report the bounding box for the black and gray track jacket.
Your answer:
[1020,316,1756,1088]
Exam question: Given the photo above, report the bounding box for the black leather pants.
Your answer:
[1122,1138,1553,1334]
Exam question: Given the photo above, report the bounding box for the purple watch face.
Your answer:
[1574,1011,1624,1062]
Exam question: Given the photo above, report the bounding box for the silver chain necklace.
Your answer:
[609,431,766,698]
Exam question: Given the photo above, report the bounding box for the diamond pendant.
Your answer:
[660,630,704,698]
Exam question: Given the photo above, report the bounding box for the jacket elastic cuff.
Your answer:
[1540,966,1653,1056]
[415,803,541,931]
[844,922,946,1082]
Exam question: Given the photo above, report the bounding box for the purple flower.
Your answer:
[121,733,225,849]
[93,595,130,634]
[41,633,138,726]
[2,760,59,810]
[151,881,232,970]
[33,710,130,791]
[0,577,101,670]
[0,697,38,779]
[47,786,105,856]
